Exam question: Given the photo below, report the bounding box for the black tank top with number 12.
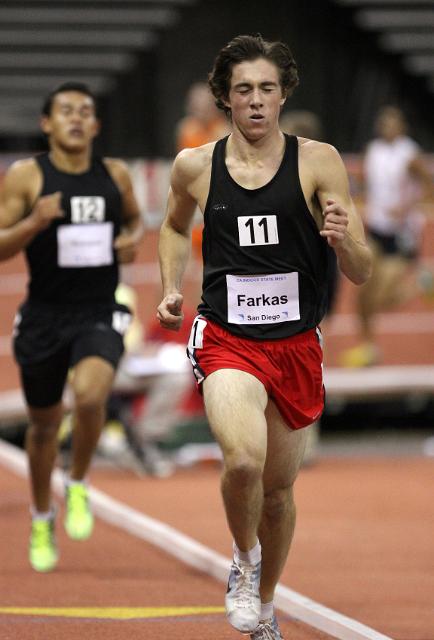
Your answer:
[25,153,122,306]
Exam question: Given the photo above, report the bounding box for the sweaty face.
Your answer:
[225,58,286,140]
[41,91,99,152]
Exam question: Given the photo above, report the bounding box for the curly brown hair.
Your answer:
[208,34,299,115]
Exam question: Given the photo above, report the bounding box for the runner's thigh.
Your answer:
[203,368,268,459]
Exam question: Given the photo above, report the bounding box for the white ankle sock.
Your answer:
[234,539,261,565]
[260,601,274,621]
[65,476,87,487]
[31,508,54,521]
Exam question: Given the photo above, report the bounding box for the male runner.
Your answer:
[158,35,371,639]
[0,82,144,572]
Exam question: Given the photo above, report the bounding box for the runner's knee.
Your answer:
[263,486,294,520]
[28,421,60,444]
[28,403,63,439]
[224,452,264,487]
[74,386,106,414]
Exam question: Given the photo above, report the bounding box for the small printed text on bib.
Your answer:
[226,273,300,325]
[57,222,114,268]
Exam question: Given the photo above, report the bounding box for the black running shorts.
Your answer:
[13,300,131,408]
[368,228,418,261]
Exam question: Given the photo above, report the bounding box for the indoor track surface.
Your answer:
[1,451,433,639]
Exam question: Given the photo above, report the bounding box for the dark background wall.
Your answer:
[153,0,434,158]
[1,0,433,157]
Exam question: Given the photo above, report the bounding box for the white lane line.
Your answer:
[0,439,393,640]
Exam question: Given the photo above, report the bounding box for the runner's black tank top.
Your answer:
[25,153,122,305]
[198,135,329,339]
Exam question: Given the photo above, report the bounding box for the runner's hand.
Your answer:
[157,293,184,331]
[30,192,64,230]
[114,232,140,263]
[320,199,349,248]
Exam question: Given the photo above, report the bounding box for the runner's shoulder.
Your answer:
[172,142,215,188]
[298,137,339,160]
[6,157,40,182]
[298,138,344,178]
[2,157,40,196]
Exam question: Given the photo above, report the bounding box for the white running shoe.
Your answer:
[225,558,261,633]
[250,615,284,639]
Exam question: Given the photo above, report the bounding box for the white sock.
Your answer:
[31,507,54,521]
[234,539,261,565]
[65,476,87,487]
[260,601,274,621]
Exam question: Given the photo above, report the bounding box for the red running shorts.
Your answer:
[187,316,324,430]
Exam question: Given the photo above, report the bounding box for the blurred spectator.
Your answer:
[176,81,230,152]
[280,109,322,141]
[340,105,434,367]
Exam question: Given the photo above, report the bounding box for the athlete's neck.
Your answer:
[227,129,285,167]
[48,147,93,174]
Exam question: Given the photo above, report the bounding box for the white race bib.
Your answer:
[226,273,300,325]
[57,222,114,268]
[237,215,279,246]
[71,196,105,223]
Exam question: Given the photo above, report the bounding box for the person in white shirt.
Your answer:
[341,105,433,367]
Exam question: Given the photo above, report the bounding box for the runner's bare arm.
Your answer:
[0,160,63,261]
[313,143,372,284]
[157,150,199,329]
[105,159,145,264]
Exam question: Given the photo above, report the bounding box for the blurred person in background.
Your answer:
[341,105,434,367]
[280,110,322,142]
[157,34,371,640]
[0,82,144,572]
[176,80,231,152]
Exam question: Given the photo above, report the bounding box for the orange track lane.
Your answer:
[3,456,432,639]
[0,464,333,640]
[89,458,434,640]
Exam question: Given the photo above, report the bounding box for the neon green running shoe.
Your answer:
[64,483,94,541]
[29,517,58,573]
